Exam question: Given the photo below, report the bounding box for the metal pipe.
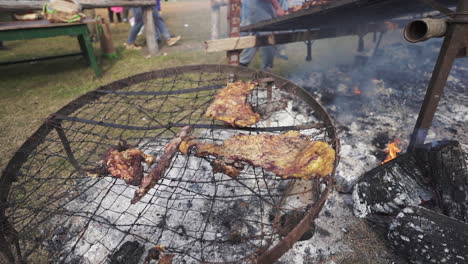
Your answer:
[404,18,448,43]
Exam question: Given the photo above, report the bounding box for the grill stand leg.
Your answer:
[408,0,468,151]
[227,0,241,65]
[0,213,22,264]
[53,122,84,175]
[305,40,313,62]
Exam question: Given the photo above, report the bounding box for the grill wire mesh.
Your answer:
[2,65,338,264]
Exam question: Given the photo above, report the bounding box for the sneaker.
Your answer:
[123,43,142,50]
[166,36,181,46]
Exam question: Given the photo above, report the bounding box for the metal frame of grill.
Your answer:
[0,64,339,264]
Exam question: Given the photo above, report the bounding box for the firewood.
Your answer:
[353,151,433,218]
[388,206,468,264]
[417,141,468,222]
[131,126,192,204]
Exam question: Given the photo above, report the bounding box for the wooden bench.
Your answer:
[0,19,101,77]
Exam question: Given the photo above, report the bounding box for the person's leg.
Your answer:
[127,7,144,44]
[108,8,114,23]
[123,7,129,22]
[261,46,275,70]
[116,12,122,23]
[211,5,220,40]
[153,8,171,40]
[239,47,258,67]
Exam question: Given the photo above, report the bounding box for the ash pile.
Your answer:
[287,38,468,263]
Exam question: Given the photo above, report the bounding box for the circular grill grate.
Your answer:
[0,65,339,264]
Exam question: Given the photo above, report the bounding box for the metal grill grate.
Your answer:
[1,65,339,264]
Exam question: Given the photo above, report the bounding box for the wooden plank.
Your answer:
[0,0,155,11]
[207,31,322,52]
[143,7,158,56]
[206,35,256,52]
[0,18,96,31]
[209,20,409,52]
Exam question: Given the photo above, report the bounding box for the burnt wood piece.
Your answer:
[108,241,145,264]
[388,206,468,264]
[417,141,468,222]
[353,152,433,218]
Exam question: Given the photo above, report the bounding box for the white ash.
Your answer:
[289,40,468,192]
[46,120,326,263]
[277,192,354,263]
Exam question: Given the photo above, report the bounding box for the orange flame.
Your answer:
[382,139,402,164]
[354,86,362,95]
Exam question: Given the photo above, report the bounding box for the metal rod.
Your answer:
[305,40,313,61]
[0,52,83,66]
[357,34,365,52]
[95,84,224,96]
[54,114,325,131]
[408,0,468,150]
[53,122,84,174]
[372,31,385,57]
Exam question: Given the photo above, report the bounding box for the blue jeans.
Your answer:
[127,7,171,44]
[153,8,171,40]
[240,46,275,70]
[127,7,143,44]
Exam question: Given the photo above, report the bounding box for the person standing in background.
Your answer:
[239,0,285,70]
[108,7,123,23]
[124,0,180,50]
[153,0,181,46]
[210,0,228,40]
[122,8,130,23]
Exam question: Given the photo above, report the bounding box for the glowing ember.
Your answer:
[354,86,362,95]
[382,139,402,164]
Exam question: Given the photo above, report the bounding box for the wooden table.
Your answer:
[0,19,101,77]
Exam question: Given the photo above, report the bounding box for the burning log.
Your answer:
[388,206,468,264]
[131,126,192,204]
[353,151,433,219]
[417,141,468,222]
[355,140,468,262]
[354,140,467,221]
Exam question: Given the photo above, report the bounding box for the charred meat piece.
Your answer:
[86,143,155,186]
[132,126,192,204]
[205,81,260,127]
[143,245,173,264]
[105,148,155,186]
[180,131,335,179]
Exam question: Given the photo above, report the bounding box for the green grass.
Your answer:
[0,16,226,170]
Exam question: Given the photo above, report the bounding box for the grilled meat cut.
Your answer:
[180,131,335,179]
[132,126,192,204]
[205,81,260,127]
[86,143,156,186]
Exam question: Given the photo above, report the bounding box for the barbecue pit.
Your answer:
[0,65,339,264]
